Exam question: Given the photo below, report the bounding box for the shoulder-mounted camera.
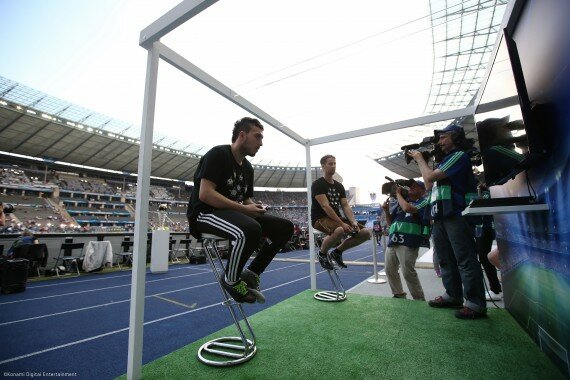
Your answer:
[381,177,415,198]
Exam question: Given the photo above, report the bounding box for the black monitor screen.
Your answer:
[475,33,531,186]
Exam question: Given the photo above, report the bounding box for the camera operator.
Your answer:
[382,180,429,301]
[408,123,486,319]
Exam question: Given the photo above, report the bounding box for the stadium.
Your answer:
[1,1,569,379]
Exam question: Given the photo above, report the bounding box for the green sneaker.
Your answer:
[240,268,266,303]
[221,278,256,303]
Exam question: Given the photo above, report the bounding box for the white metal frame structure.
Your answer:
[128,1,522,378]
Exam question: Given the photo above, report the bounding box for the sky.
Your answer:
[0,0,439,202]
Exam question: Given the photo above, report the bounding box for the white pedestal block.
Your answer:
[151,230,169,273]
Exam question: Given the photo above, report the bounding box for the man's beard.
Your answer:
[243,146,258,157]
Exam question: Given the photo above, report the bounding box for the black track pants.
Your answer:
[194,210,294,282]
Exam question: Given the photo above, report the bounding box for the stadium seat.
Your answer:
[53,242,85,278]
[174,238,192,262]
[168,238,180,263]
[115,240,134,270]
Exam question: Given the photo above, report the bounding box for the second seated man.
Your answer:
[311,155,371,270]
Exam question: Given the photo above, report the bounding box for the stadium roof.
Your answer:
[369,0,510,177]
[0,76,320,188]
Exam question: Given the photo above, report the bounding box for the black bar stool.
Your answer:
[197,233,257,366]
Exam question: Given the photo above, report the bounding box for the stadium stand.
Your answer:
[0,158,386,234]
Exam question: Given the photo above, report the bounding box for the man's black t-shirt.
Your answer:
[187,145,254,222]
[311,177,346,225]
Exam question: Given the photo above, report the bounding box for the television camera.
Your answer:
[381,176,416,198]
[401,136,445,165]
[401,131,481,167]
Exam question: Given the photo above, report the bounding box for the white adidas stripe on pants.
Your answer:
[197,212,246,281]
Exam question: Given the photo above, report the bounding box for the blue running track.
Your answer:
[0,241,383,379]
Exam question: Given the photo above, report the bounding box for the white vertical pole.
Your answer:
[127,42,160,380]
[372,234,378,280]
[367,233,386,284]
[305,143,316,290]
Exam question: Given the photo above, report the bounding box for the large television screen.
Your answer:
[475,33,532,186]
[476,0,561,187]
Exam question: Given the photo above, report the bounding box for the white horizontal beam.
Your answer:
[309,106,475,146]
[476,95,519,114]
[157,42,307,146]
[139,0,219,48]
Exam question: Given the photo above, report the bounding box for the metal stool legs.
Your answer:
[314,251,347,302]
[197,235,257,366]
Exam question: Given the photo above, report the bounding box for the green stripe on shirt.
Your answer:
[490,146,525,161]
[415,197,429,209]
[439,151,464,172]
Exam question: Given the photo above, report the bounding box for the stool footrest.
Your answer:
[314,290,347,302]
[198,337,256,366]
[222,299,242,307]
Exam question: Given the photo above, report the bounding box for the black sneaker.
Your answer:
[428,296,463,309]
[318,252,334,270]
[454,307,487,319]
[240,268,266,304]
[220,278,256,303]
[329,249,347,268]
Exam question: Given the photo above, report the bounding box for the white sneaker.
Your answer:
[486,291,502,301]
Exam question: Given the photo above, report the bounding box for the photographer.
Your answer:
[382,180,429,301]
[408,123,486,319]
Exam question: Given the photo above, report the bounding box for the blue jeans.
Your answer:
[432,216,486,312]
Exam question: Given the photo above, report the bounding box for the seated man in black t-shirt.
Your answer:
[187,117,294,303]
[311,155,371,269]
